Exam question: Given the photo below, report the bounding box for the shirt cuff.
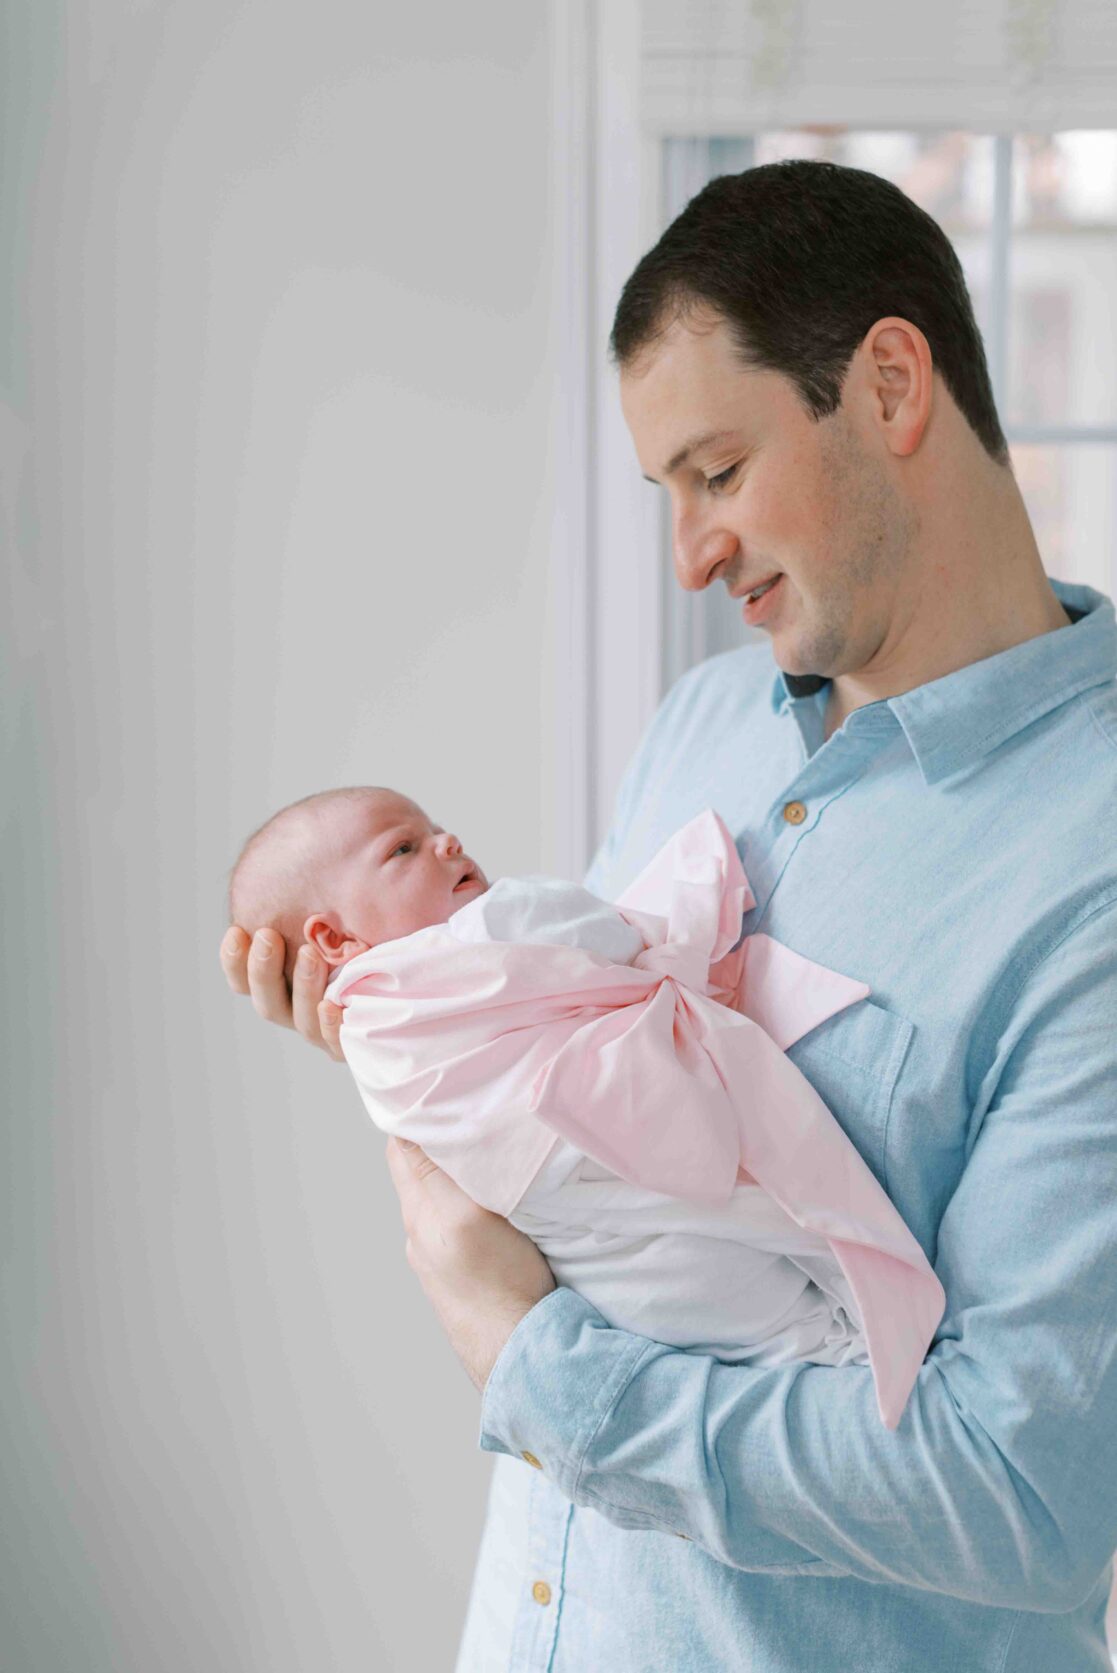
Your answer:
[479,1285,660,1520]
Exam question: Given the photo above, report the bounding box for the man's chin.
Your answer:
[771,635,818,680]
[770,617,841,683]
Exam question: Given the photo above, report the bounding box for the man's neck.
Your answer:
[821,569,1072,742]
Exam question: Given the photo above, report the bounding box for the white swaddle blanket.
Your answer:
[449,875,869,1370]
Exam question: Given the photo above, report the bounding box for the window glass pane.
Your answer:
[1011,132,1117,226]
[750,129,994,228]
[1005,133,1117,428]
[1010,442,1117,597]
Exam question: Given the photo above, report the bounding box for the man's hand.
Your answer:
[384,1136,557,1393]
[219,926,344,1060]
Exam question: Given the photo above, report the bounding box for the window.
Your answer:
[551,2,1117,876]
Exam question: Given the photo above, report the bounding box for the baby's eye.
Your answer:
[391,841,413,857]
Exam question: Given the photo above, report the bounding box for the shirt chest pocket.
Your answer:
[784,998,915,1192]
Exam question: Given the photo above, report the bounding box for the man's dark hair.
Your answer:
[609,158,1009,468]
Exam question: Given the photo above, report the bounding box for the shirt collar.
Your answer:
[769,579,1116,787]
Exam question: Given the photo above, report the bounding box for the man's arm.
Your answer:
[478,896,1117,1611]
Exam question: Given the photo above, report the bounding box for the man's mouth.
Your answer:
[745,574,780,602]
[739,573,785,623]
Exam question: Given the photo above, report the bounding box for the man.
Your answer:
[222,161,1117,1670]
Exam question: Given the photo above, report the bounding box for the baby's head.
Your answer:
[228,786,489,981]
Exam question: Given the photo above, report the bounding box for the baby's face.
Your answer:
[307,790,489,965]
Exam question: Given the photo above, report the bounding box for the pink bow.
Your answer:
[525,808,945,1429]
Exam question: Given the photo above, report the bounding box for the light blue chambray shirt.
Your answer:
[454,578,1117,1673]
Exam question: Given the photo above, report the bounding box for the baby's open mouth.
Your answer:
[453,868,478,891]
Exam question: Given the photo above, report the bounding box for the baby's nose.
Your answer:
[437,831,462,858]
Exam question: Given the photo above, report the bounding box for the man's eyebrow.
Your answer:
[642,429,743,485]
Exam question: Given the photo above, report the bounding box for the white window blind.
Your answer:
[640,0,1117,135]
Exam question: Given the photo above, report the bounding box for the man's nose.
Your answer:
[672,514,739,594]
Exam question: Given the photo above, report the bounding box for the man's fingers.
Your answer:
[384,1136,442,1196]
[224,926,339,1059]
[220,926,251,995]
[290,946,344,1060]
[291,946,330,1047]
[384,1135,417,1226]
[317,997,345,1062]
[385,1136,482,1213]
[246,930,295,1028]
[399,1141,444,1185]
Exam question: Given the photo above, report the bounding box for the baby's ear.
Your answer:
[303,914,370,967]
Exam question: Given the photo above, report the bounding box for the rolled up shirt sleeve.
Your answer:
[479,895,1117,1612]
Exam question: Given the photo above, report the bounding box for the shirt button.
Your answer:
[532,1581,552,1606]
[521,1450,543,1469]
[782,800,807,825]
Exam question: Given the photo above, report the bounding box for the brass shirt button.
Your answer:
[521,1450,542,1469]
[782,800,807,825]
[532,1580,552,1606]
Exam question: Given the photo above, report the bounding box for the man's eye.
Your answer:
[705,463,739,493]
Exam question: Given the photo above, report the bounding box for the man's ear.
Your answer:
[857,316,933,459]
[303,914,371,967]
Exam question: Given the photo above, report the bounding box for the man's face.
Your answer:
[325,791,488,951]
[619,310,920,680]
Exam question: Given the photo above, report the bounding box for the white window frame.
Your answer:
[548,0,658,881]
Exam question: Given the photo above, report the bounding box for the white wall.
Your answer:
[1,4,557,1668]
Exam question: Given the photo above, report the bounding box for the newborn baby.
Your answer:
[227,784,492,985]
[228,784,945,1429]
